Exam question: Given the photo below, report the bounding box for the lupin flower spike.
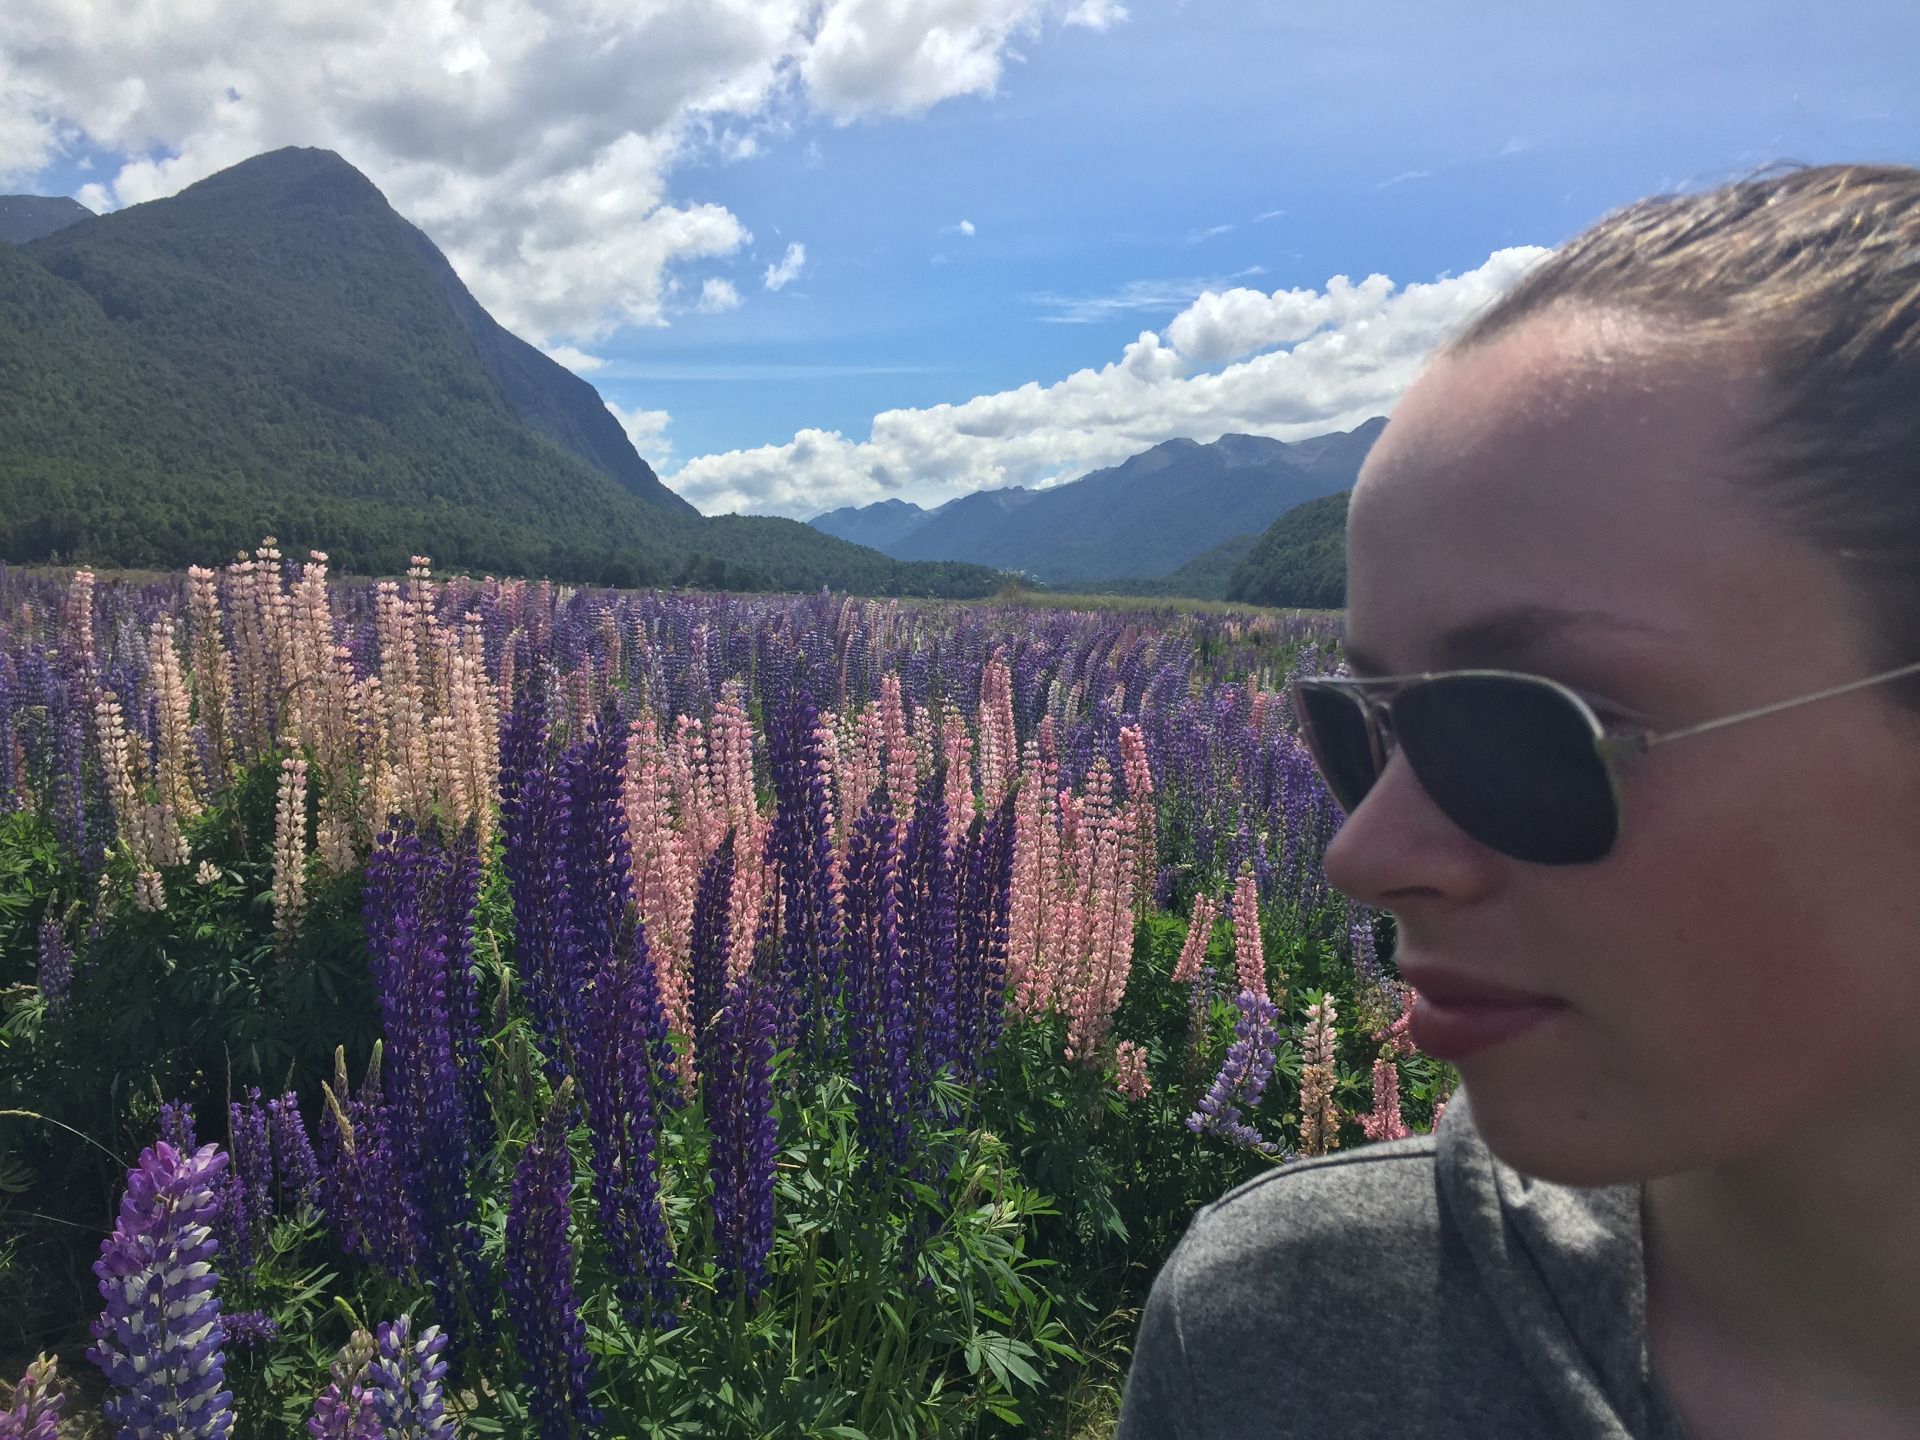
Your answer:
[0,1353,66,1440]
[369,1315,456,1439]
[87,1140,236,1440]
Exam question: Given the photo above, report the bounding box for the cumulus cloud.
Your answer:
[802,0,1046,121]
[0,0,1112,344]
[1064,0,1129,30]
[698,276,744,311]
[606,401,675,469]
[669,247,1551,516]
[763,241,807,290]
[544,344,608,374]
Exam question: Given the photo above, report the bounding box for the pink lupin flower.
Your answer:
[1359,1056,1412,1142]
[1113,1040,1151,1101]
[1297,995,1342,1157]
[1173,894,1218,984]
[1230,870,1266,1001]
[976,655,1018,813]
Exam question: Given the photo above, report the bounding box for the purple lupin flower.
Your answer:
[35,914,71,1022]
[504,1086,601,1440]
[500,676,575,1077]
[898,768,958,1096]
[268,1092,322,1213]
[222,1311,280,1351]
[369,1316,455,1440]
[442,822,493,1159]
[705,967,778,1304]
[575,921,678,1331]
[1186,990,1289,1159]
[315,1050,416,1279]
[306,1330,381,1440]
[0,649,14,817]
[220,1089,272,1283]
[687,831,736,1092]
[158,1099,198,1152]
[0,1353,65,1440]
[766,699,843,1070]
[87,1141,236,1440]
[953,792,1017,1091]
[840,786,912,1180]
[363,822,486,1328]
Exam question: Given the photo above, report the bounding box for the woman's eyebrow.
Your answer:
[1341,604,1678,677]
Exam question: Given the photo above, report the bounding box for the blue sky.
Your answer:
[6,0,1918,516]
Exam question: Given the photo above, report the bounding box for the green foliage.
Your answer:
[1225,490,1351,609]
[0,755,377,1353]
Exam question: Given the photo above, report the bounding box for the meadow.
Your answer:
[0,543,1455,1438]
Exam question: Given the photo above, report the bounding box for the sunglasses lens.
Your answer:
[1293,683,1382,814]
[1395,675,1618,864]
[1296,676,1619,865]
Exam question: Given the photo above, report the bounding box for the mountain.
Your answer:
[809,418,1383,585]
[0,195,92,245]
[0,148,1001,596]
[1078,532,1262,601]
[809,497,930,550]
[1225,489,1351,608]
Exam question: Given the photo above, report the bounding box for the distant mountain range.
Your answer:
[810,418,1383,587]
[0,150,1001,596]
[0,195,93,245]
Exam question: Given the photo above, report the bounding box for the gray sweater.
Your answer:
[1113,1088,1695,1439]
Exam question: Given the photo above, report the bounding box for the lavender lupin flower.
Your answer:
[841,787,912,1180]
[899,769,958,1097]
[363,822,486,1326]
[0,1354,65,1440]
[688,830,736,1090]
[222,1089,272,1282]
[766,699,843,1069]
[158,1099,198,1152]
[221,1311,280,1351]
[268,1092,322,1213]
[88,1141,236,1440]
[35,914,71,1022]
[1185,990,1288,1159]
[504,1084,601,1440]
[369,1316,455,1440]
[307,1330,381,1440]
[706,968,778,1304]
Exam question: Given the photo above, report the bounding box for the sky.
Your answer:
[5,1,1919,519]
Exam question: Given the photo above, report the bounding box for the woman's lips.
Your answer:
[1393,961,1568,1061]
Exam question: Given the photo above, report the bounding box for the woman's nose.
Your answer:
[1319,746,1490,908]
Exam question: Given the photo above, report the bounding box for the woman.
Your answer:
[1114,165,1920,1440]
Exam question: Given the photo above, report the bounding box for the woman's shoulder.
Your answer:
[1171,1133,1447,1309]
[1114,1123,1571,1439]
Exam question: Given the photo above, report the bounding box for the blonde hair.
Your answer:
[1450,163,1920,714]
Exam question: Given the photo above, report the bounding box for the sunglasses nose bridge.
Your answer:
[1358,690,1398,772]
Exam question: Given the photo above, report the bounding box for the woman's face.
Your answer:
[1325,307,1920,1187]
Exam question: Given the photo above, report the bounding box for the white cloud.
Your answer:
[669,247,1552,516]
[606,401,675,469]
[0,0,1112,345]
[1033,267,1266,323]
[1064,0,1128,30]
[1165,273,1396,368]
[763,241,806,290]
[544,344,608,374]
[958,218,976,236]
[698,276,744,311]
[801,0,1046,121]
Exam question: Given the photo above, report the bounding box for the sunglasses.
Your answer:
[1289,660,1920,865]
